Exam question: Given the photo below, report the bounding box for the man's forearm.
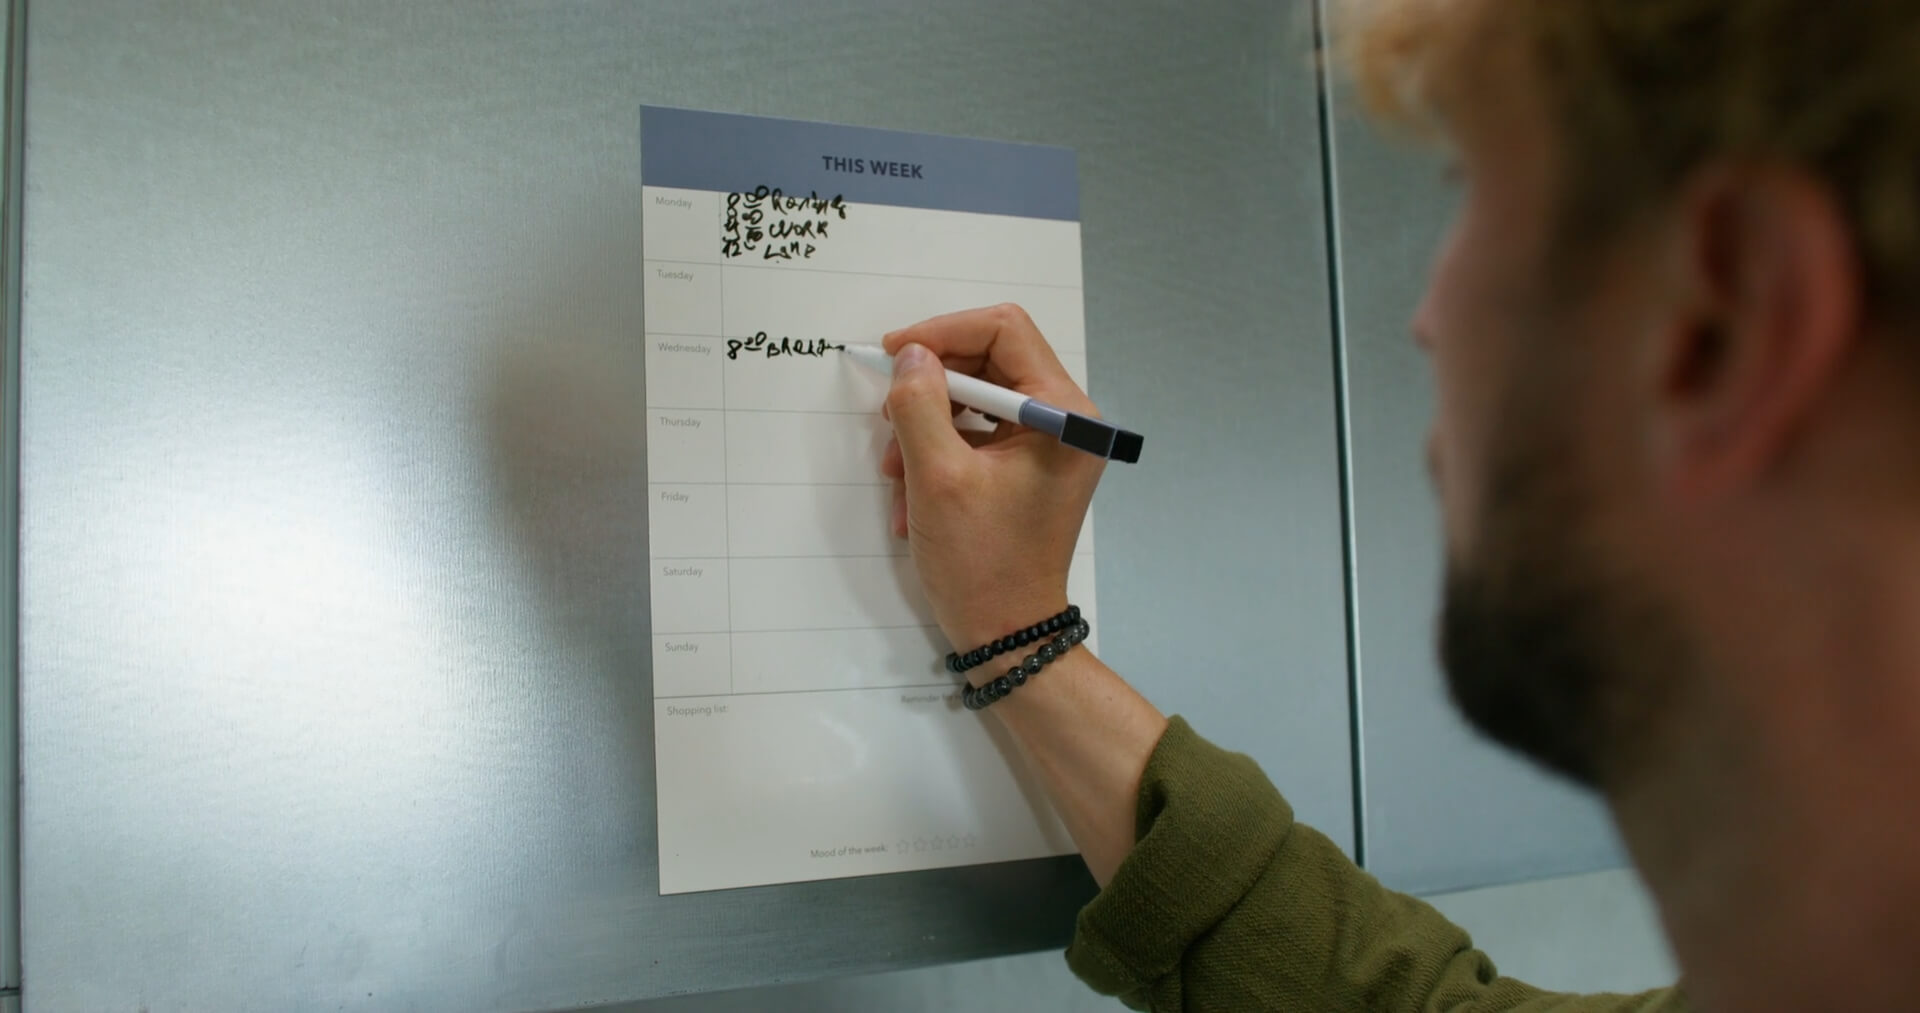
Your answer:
[983,650,1168,885]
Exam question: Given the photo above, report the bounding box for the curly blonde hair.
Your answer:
[1341,0,1920,320]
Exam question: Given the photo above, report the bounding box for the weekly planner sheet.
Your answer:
[640,107,1096,894]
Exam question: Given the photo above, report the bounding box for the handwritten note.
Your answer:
[722,186,849,261]
[725,332,846,360]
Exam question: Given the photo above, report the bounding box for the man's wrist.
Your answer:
[946,596,1073,675]
[948,594,1082,686]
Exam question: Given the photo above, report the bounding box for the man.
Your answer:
[873,0,1920,1010]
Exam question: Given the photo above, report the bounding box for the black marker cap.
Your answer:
[1108,429,1144,464]
[1059,412,1115,458]
[1060,412,1145,463]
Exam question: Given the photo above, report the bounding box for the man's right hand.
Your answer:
[879,304,1105,665]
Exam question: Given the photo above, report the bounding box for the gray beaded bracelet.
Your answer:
[960,618,1089,711]
[947,604,1082,674]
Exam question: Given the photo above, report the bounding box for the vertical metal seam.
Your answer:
[1310,0,1369,869]
[0,0,24,992]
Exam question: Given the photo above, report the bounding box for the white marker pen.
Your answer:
[840,343,1143,464]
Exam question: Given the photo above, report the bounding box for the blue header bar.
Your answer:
[641,106,1078,222]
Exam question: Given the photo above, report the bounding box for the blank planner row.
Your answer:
[651,559,1099,698]
[649,555,1096,635]
[649,481,1095,560]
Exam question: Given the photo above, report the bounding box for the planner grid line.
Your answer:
[657,681,955,702]
[646,330,1093,366]
[645,255,1084,292]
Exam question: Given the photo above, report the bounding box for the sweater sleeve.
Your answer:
[1065,716,1688,1012]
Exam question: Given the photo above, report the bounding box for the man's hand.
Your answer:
[880,304,1105,664]
[882,304,1163,886]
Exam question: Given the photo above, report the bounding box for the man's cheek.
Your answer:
[1427,442,1465,555]
[1428,405,1494,564]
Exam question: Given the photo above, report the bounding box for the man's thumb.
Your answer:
[885,343,969,470]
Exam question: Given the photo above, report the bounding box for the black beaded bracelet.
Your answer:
[946,604,1082,674]
[961,618,1089,711]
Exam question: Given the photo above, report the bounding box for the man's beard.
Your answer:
[1439,412,1687,792]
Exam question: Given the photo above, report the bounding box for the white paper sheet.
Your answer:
[642,107,1093,894]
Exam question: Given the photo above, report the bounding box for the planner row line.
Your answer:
[651,480,1096,560]
[651,597,1102,699]
[649,554,1099,636]
[644,265,1088,360]
[645,338,1090,417]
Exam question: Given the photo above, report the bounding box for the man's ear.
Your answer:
[1656,165,1862,503]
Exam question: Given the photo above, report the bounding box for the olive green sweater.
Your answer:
[1065,717,1687,1012]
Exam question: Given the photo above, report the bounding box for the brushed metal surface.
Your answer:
[0,0,22,991]
[18,2,1350,1009]
[626,953,1123,1013]
[1322,45,1626,891]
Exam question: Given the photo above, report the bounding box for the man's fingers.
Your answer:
[889,479,908,539]
[882,303,1093,414]
[880,437,904,480]
[880,399,968,424]
[885,343,972,477]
